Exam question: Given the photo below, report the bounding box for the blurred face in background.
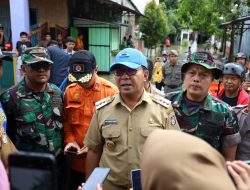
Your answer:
[222,74,241,93]
[20,35,28,43]
[236,57,246,66]
[169,54,178,65]
[45,34,51,41]
[57,34,63,41]
[66,42,75,52]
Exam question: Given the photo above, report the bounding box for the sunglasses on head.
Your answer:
[29,62,51,71]
[114,67,142,76]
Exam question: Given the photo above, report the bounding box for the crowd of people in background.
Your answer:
[1,29,250,190]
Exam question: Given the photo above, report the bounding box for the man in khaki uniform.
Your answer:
[163,50,183,94]
[84,48,180,190]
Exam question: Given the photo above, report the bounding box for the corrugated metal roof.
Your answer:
[100,0,142,15]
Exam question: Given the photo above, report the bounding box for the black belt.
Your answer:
[167,85,181,89]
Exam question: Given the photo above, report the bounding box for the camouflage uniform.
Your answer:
[166,90,241,150]
[0,77,63,155]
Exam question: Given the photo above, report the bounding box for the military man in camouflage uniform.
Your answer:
[0,47,65,188]
[0,47,63,155]
[166,52,241,161]
[163,50,183,94]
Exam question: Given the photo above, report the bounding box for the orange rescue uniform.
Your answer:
[63,76,118,173]
[209,81,224,96]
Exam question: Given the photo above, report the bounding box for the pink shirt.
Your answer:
[0,160,10,190]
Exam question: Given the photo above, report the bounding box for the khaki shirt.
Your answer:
[84,91,180,187]
[146,82,165,97]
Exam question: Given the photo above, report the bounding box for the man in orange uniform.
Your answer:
[63,50,118,190]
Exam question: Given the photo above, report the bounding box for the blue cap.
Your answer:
[110,48,147,71]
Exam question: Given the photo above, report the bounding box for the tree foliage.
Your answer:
[160,2,180,35]
[160,0,178,10]
[140,0,169,49]
[178,0,250,35]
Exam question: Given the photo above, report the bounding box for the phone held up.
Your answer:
[8,151,57,190]
[131,169,142,190]
[83,167,110,190]
[65,146,78,155]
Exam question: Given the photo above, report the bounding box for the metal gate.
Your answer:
[89,26,119,72]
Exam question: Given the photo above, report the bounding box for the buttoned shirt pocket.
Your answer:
[165,70,172,81]
[65,104,82,126]
[16,112,39,140]
[140,125,161,152]
[175,72,182,80]
[102,125,121,152]
[141,124,162,137]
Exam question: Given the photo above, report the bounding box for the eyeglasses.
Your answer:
[29,62,51,71]
[114,67,141,76]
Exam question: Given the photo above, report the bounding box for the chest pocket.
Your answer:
[140,124,162,152]
[196,118,224,149]
[165,68,173,79]
[102,125,121,152]
[16,111,39,140]
[140,124,162,137]
[65,104,82,126]
[175,67,182,80]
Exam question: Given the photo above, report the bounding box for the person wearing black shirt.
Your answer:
[16,32,32,56]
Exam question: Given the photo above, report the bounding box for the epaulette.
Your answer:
[233,104,247,114]
[151,94,171,109]
[234,104,247,108]
[95,96,114,110]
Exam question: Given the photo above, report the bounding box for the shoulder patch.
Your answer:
[151,94,171,108]
[95,96,115,110]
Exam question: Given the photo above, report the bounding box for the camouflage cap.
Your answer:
[181,52,222,79]
[22,47,53,65]
[169,50,178,56]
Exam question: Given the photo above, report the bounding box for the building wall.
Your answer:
[234,20,250,59]
[0,0,8,6]
[29,0,68,27]
[0,0,11,42]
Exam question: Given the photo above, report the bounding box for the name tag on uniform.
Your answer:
[104,119,118,125]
